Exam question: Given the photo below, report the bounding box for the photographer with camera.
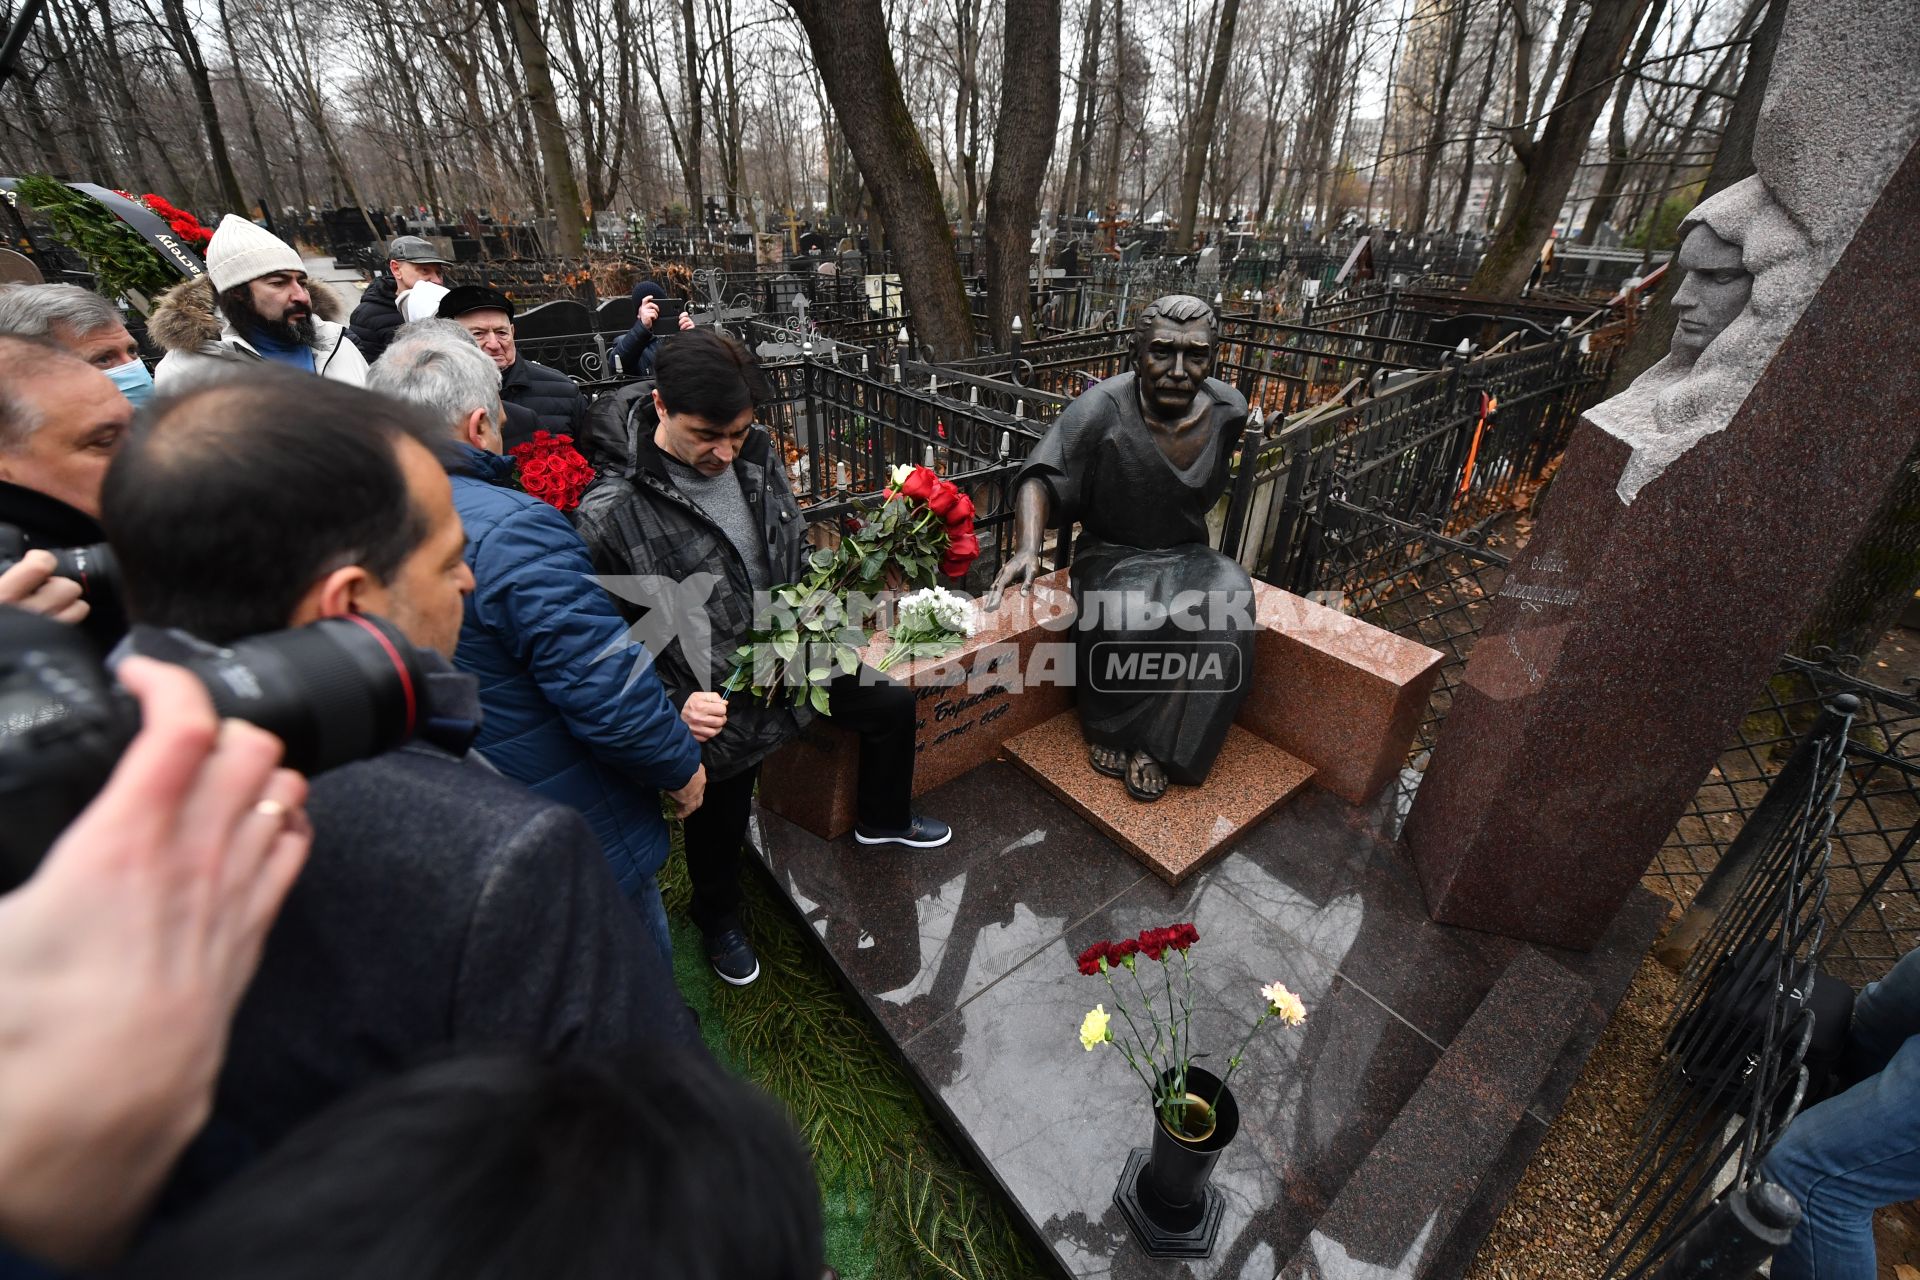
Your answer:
[0,337,131,649]
[369,323,703,957]
[96,372,702,1219]
[0,651,309,1271]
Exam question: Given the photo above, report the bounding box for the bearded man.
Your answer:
[150,216,368,391]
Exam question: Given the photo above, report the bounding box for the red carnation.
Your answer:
[897,467,938,503]
[1137,927,1172,962]
[1169,923,1199,952]
[1109,938,1141,965]
[1076,941,1110,977]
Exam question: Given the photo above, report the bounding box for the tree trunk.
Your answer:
[1409,0,1472,233]
[90,0,154,192]
[1057,0,1101,221]
[507,0,586,254]
[790,0,972,359]
[1468,0,1652,297]
[159,0,247,212]
[1097,0,1127,213]
[1174,0,1240,250]
[1449,0,1505,231]
[982,0,1061,345]
[215,0,277,216]
[1577,0,1664,244]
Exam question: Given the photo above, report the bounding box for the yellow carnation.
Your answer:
[1078,1004,1112,1051]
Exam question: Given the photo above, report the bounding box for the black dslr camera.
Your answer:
[0,523,119,606]
[0,606,437,893]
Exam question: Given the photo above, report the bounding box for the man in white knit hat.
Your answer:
[148,215,369,392]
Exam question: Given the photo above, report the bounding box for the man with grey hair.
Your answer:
[367,322,704,958]
[0,335,133,647]
[0,283,150,407]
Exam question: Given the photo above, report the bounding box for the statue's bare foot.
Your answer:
[1124,751,1168,803]
[1089,744,1126,778]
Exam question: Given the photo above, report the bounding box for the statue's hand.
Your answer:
[984,550,1039,611]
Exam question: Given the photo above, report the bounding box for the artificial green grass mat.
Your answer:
[660,842,1045,1279]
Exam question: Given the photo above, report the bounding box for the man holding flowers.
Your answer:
[574,330,952,987]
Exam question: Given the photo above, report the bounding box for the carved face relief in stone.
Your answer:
[1137,316,1215,419]
[1668,223,1754,363]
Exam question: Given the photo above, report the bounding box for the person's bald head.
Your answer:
[0,335,132,516]
[102,373,472,651]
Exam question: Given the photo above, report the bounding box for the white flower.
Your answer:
[1260,981,1307,1026]
[888,463,915,490]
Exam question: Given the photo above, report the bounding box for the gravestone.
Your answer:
[1404,1,1920,949]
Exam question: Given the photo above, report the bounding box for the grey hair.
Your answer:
[0,335,93,450]
[368,318,503,434]
[0,283,125,341]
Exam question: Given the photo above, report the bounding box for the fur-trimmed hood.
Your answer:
[147,274,351,354]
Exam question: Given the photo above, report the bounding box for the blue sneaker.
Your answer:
[853,815,953,849]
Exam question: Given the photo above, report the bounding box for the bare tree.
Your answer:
[789,0,973,358]
[1469,0,1652,297]
[507,0,587,251]
[981,0,1061,342]
[1171,0,1246,247]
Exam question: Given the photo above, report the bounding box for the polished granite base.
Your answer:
[746,761,1667,1278]
[1004,712,1316,883]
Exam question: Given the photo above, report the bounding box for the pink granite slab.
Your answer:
[1239,581,1445,804]
[1002,710,1315,884]
[757,580,1077,839]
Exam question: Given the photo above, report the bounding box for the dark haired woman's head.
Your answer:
[101,372,474,654]
[125,1051,826,1280]
[650,329,770,477]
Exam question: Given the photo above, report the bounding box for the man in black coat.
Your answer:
[0,336,132,650]
[97,372,702,1220]
[347,236,455,362]
[438,285,586,442]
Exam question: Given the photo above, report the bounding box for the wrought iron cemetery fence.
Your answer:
[1599,697,1857,1280]
[1653,657,1920,990]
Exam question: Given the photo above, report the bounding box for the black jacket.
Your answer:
[0,478,127,653]
[572,404,810,781]
[502,357,587,440]
[345,272,402,362]
[128,626,703,1217]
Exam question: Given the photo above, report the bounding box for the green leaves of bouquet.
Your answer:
[722,465,983,714]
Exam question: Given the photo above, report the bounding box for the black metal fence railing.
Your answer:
[1600,698,1854,1280]
[1653,656,1920,990]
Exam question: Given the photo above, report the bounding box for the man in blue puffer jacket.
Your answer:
[368,321,705,956]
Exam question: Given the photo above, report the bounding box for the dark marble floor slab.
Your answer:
[748,760,1666,1278]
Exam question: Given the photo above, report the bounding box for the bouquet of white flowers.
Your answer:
[875,586,977,671]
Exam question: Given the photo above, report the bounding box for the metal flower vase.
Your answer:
[1114,1065,1240,1258]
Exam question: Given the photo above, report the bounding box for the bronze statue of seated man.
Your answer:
[987,294,1255,802]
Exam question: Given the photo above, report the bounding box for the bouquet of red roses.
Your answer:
[723,464,985,713]
[885,464,981,581]
[510,430,596,512]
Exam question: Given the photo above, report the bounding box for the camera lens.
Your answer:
[181,614,427,776]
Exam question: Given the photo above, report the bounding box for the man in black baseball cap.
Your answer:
[437,286,585,447]
[347,235,456,362]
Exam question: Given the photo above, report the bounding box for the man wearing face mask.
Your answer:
[148,216,369,392]
[0,282,154,408]
[0,336,134,648]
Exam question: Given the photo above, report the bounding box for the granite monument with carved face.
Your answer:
[987,294,1254,802]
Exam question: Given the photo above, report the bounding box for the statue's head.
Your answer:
[1668,221,1753,364]
[1133,294,1218,418]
